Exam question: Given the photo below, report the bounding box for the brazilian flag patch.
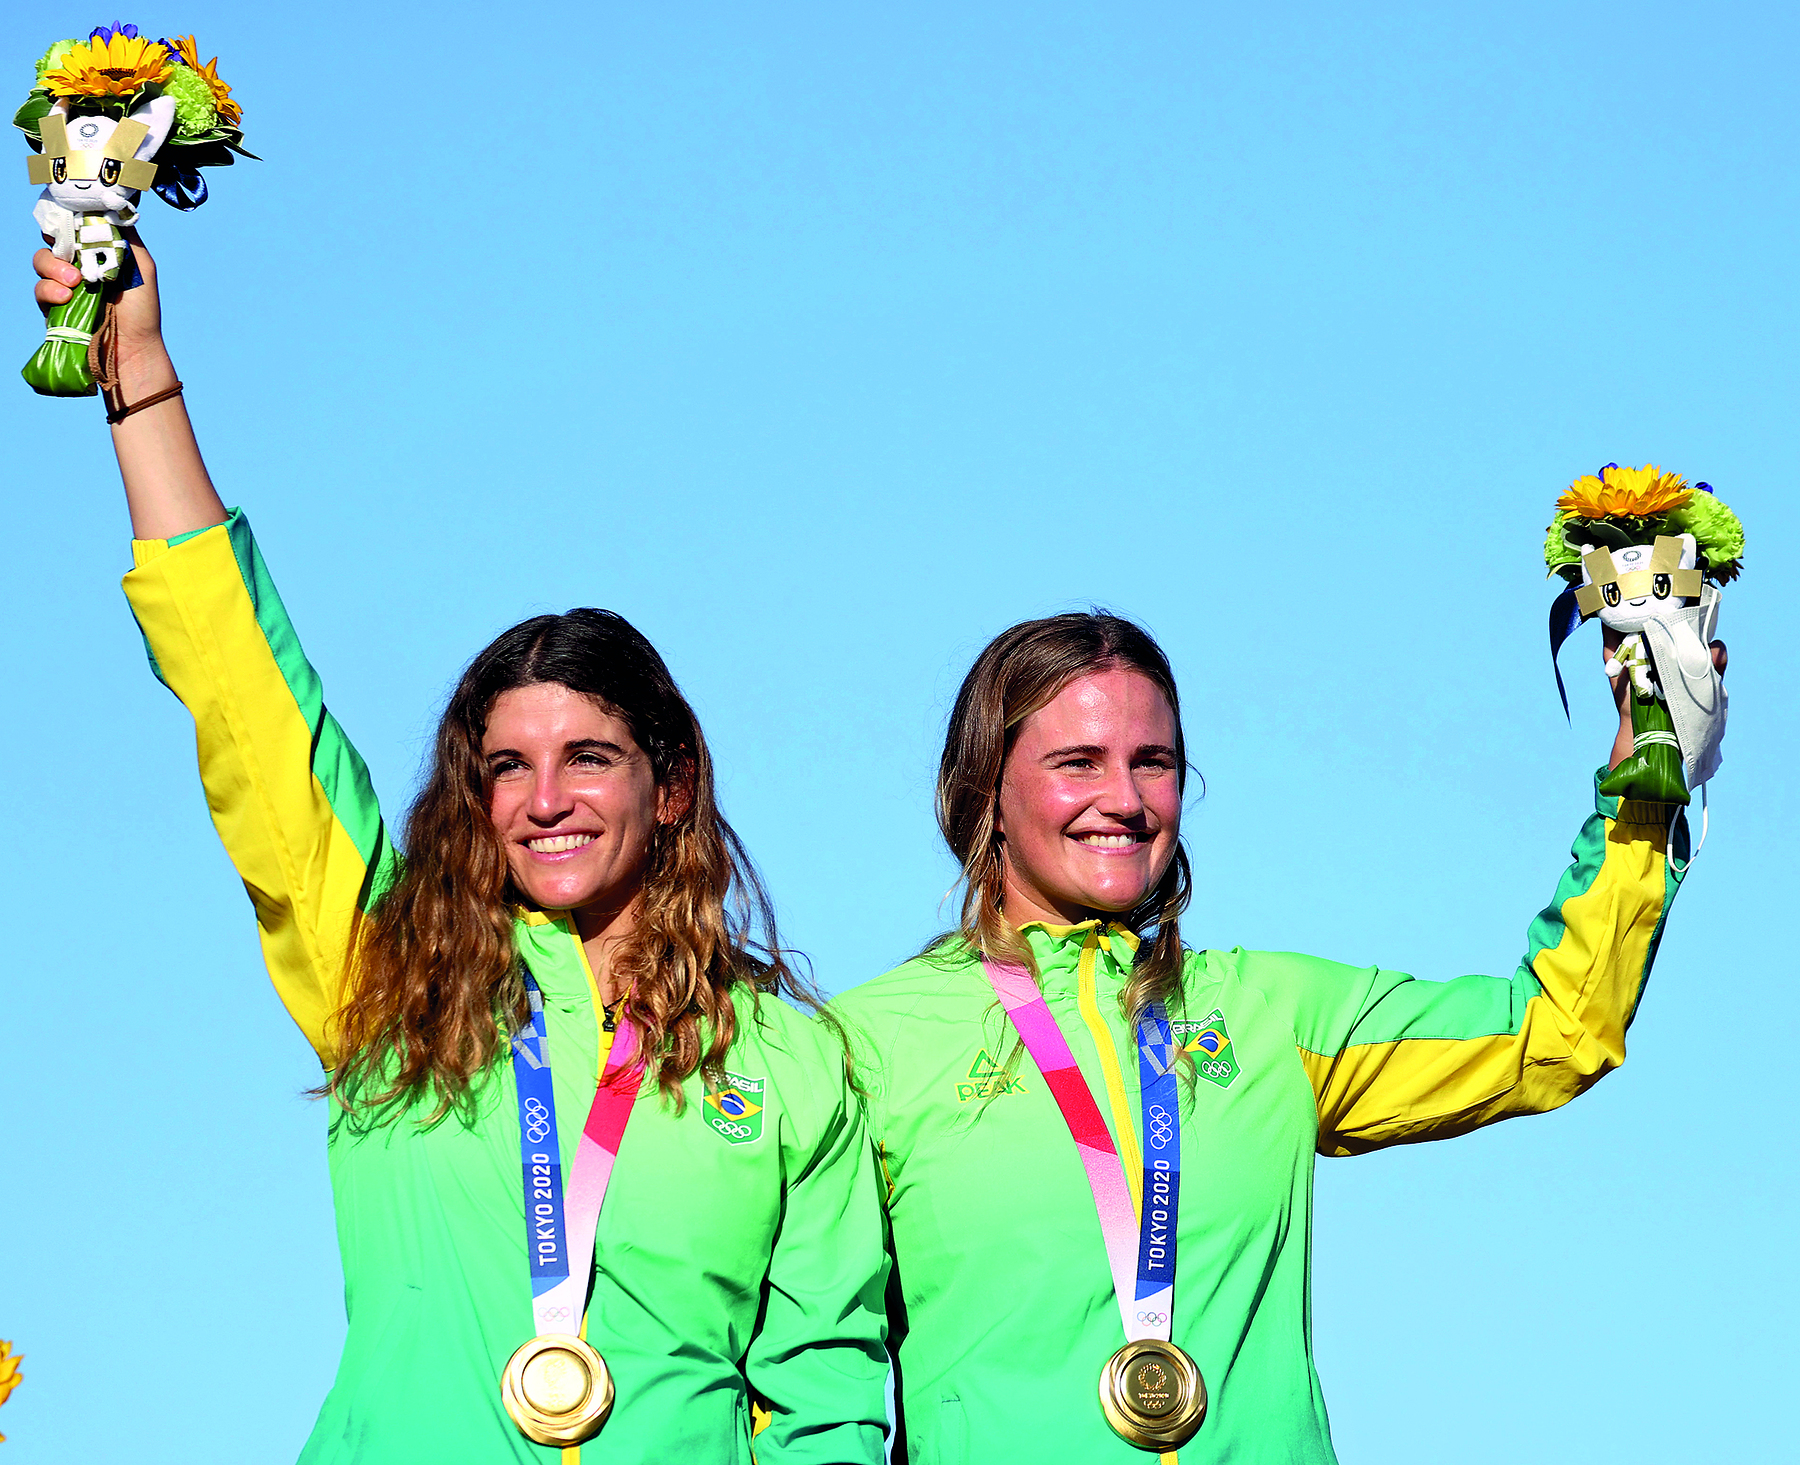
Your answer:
[703,1070,766,1144]
[1177,1010,1240,1089]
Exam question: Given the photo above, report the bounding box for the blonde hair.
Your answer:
[936,612,1194,1024]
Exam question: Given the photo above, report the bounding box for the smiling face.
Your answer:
[481,682,674,927]
[41,96,174,215]
[995,668,1183,927]
[1583,532,1700,632]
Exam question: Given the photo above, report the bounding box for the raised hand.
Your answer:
[33,233,226,540]
[1603,625,1727,772]
[35,229,170,404]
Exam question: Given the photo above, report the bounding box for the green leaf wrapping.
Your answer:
[21,280,101,396]
[1598,691,1689,806]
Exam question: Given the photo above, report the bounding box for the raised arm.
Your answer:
[43,239,398,1063]
[1269,617,1730,1152]
[1276,777,1686,1155]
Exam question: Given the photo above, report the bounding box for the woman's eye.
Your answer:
[488,758,526,778]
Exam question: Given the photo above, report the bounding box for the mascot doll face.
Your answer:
[39,95,173,215]
[1579,531,1699,632]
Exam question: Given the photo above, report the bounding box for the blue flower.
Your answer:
[89,23,141,44]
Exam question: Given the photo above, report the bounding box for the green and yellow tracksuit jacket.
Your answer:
[832,789,1685,1464]
[123,510,889,1465]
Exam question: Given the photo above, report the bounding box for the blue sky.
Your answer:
[1,3,1794,1460]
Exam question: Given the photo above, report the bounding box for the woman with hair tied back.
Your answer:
[38,237,888,1464]
[832,610,1716,1464]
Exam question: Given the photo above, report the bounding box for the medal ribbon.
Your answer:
[511,966,644,1338]
[983,956,1182,1345]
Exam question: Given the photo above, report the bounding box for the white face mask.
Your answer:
[1578,532,1699,632]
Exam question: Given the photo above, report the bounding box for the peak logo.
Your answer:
[955,1049,1028,1103]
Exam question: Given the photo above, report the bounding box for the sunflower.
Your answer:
[0,1340,20,1442]
[166,35,242,127]
[1555,463,1691,520]
[42,31,172,98]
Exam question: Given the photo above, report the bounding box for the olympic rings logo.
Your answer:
[541,1304,573,1322]
[1147,1104,1174,1148]
[524,1097,552,1144]
[1135,1310,1169,1326]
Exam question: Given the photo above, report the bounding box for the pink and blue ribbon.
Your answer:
[984,959,1180,1344]
[511,966,643,1337]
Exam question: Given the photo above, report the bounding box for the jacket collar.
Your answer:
[1013,919,1140,994]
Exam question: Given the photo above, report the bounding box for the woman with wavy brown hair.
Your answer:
[41,235,888,1465]
[834,609,1704,1465]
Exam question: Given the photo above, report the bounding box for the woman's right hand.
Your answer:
[36,232,226,539]
[35,232,173,394]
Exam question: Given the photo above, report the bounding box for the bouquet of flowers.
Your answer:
[1545,464,1745,805]
[14,24,251,396]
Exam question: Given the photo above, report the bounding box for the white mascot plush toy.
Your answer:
[31,95,174,282]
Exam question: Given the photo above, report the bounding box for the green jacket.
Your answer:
[832,786,1684,1464]
[123,510,889,1465]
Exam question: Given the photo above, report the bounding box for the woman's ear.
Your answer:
[656,760,696,826]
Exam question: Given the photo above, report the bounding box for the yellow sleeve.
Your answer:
[1284,783,1684,1156]
[123,510,397,1064]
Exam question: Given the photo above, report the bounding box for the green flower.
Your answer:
[34,38,79,84]
[162,61,218,139]
[1543,509,1582,580]
[1667,489,1746,581]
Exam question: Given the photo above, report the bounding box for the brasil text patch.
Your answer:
[1174,1010,1240,1088]
[703,1070,766,1144]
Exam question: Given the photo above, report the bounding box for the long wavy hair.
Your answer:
[935,612,1195,1025]
[328,608,808,1119]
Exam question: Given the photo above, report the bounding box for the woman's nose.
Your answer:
[529,769,575,822]
[1098,766,1146,818]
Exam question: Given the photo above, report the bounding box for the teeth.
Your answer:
[1079,834,1140,848]
[527,834,596,854]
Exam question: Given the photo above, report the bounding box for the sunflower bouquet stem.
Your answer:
[1600,685,1689,806]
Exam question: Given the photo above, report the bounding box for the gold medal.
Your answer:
[501,1334,615,1447]
[1098,1339,1207,1451]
